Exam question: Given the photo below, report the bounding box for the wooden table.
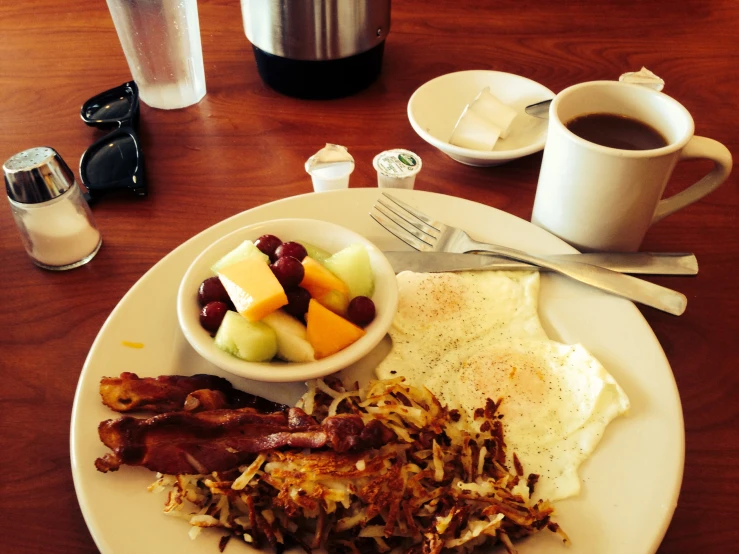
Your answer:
[1,0,737,552]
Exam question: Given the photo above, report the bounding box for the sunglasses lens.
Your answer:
[81,82,138,126]
[82,132,143,192]
[84,95,132,121]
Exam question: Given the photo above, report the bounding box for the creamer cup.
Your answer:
[305,144,355,192]
[372,149,422,189]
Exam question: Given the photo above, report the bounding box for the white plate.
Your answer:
[71,189,684,554]
[407,70,554,166]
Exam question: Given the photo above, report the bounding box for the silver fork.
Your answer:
[371,193,687,316]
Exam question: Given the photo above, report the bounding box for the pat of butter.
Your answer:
[218,258,288,321]
[468,87,517,139]
[449,106,502,150]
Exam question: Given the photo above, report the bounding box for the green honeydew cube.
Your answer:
[211,240,269,274]
[301,242,332,264]
[323,243,374,299]
[214,311,278,362]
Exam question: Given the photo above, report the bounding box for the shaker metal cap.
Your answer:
[4,147,76,204]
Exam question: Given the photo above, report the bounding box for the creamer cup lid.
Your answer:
[305,143,355,175]
[618,67,665,91]
[372,149,422,178]
[305,144,354,192]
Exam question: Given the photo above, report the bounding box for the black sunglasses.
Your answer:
[79,81,147,200]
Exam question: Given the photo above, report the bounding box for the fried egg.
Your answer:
[375,271,630,502]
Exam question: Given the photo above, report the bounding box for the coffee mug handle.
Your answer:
[652,136,733,224]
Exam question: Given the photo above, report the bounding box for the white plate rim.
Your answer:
[70,188,684,554]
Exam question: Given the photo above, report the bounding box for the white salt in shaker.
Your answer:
[4,147,102,270]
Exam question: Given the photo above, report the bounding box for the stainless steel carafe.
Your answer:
[241,0,391,99]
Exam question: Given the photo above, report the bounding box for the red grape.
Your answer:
[255,234,282,261]
[198,276,230,306]
[200,301,229,333]
[270,256,305,288]
[347,296,376,327]
[275,241,308,262]
[284,287,311,319]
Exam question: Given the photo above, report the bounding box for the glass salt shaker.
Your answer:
[4,147,102,270]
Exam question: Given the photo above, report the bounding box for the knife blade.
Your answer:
[383,251,698,275]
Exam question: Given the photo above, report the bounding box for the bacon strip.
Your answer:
[95,408,394,475]
[99,372,287,414]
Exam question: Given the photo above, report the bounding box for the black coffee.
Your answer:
[565,113,668,150]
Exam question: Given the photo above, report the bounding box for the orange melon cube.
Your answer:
[300,256,349,297]
[305,299,365,359]
[218,257,288,321]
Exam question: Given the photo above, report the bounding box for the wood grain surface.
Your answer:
[0,0,737,552]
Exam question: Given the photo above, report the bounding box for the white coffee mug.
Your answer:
[531,81,732,252]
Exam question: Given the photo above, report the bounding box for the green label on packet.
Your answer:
[373,149,422,184]
[376,150,421,176]
[398,154,417,167]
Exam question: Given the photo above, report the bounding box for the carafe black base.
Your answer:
[252,42,386,100]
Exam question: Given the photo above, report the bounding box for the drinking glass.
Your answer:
[106,0,206,109]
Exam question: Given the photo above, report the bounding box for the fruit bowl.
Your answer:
[177,218,399,382]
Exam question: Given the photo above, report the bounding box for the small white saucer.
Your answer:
[407,70,554,166]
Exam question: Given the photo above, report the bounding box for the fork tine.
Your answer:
[381,193,442,231]
[370,214,427,252]
[377,199,439,239]
[370,209,434,251]
[374,203,438,244]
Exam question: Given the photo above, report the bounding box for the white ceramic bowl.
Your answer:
[177,218,398,383]
[407,70,554,166]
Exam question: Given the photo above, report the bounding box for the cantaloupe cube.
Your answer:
[305,299,365,359]
[301,256,349,295]
[300,256,351,315]
[218,257,288,321]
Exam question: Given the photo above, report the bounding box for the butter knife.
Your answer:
[383,251,698,276]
